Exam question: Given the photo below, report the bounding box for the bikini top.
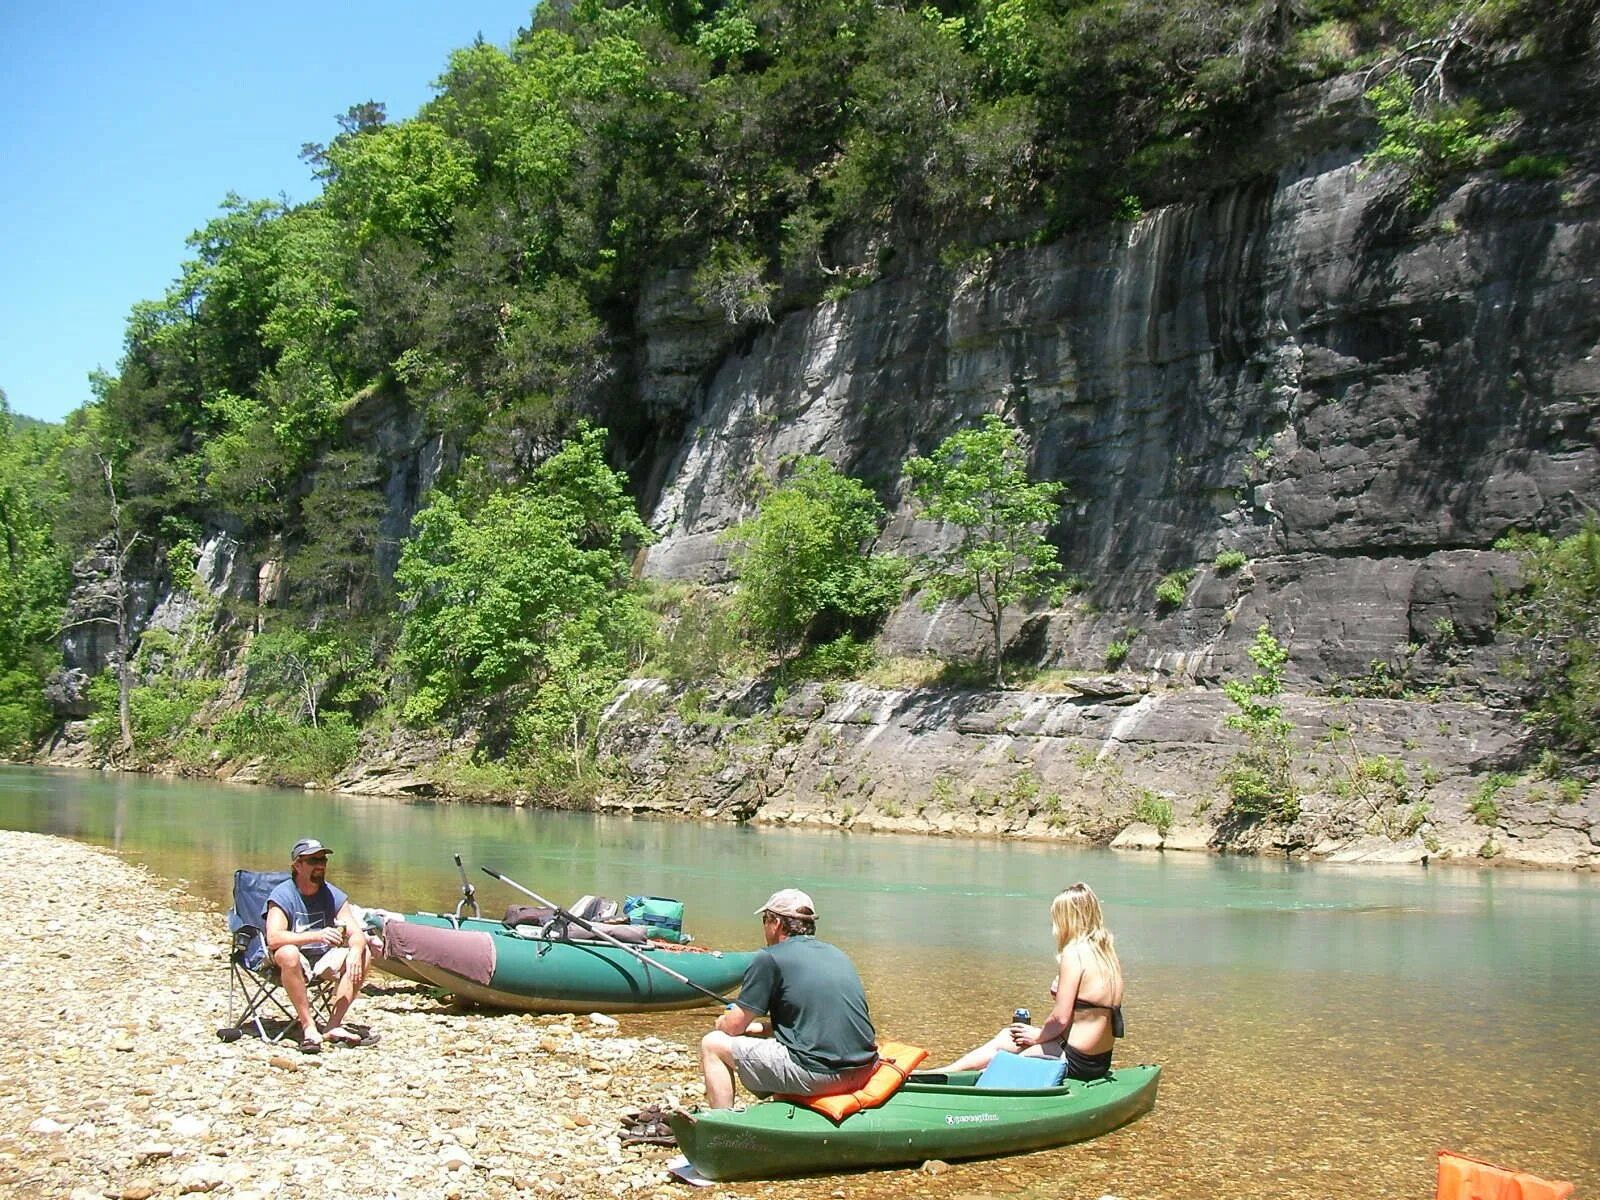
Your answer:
[1072,995,1126,1038]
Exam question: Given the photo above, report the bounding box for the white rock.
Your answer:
[169,1115,211,1138]
[27,1117,68,1134]
[587,1013,620,1029]
[177,1163,225,1193]
[440,1146,474,1171]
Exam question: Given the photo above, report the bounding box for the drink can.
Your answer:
[1013,1007,1030,1024]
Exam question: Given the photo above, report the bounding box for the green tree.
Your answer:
[291,449,389,612]
[394,426,652,766]
[243,618,388,729]
[323,120,478,250]
[1222,624,1299,823]
[0,396,70,756]
[1364,73,1507,208]
[904,415,1065,686]
[1498,519,1600,755]
[724,456,904,658]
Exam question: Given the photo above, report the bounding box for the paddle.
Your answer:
[480,867,734,1007]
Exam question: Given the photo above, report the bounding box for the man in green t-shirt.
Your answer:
[698,887,879,1108]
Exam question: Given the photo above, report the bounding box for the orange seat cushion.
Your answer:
[778,1042,929,1122]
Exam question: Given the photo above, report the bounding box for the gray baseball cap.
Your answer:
[291,838,332,859]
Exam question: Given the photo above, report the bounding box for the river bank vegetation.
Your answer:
[2,0,1598,838]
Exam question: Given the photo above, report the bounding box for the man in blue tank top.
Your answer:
[263,838,375,1053]
[698,888,878,1108]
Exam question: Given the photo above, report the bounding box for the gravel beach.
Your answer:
[0,831,749,1200]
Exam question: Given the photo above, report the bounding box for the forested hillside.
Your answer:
[3,0,1598,862]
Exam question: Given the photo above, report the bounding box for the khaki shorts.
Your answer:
[730,1037,878,1098]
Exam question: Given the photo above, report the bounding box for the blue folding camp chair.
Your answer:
[217,869,333,1043]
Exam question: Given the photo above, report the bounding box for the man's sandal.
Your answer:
[324,1026,380,1048]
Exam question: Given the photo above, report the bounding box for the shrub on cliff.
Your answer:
[1222,624,1300,823]
[1497,519,1600,756]
[724,456,905,661]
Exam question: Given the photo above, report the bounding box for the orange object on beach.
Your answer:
[1436,1150,1575,1200]
[778,1042,929,1122]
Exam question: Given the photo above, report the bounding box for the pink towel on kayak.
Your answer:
[383,921,496,985]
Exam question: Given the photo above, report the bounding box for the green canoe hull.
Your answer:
[668,1064,1161,1181]
[371,911,755,1013]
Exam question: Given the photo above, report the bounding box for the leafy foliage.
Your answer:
[906,415,1065,686]
[1364,73,1507,208]
[394,426,652,768]
[1155,569,1195,607]
[1497,520,1600,755]
[1222,624,1299,823]
[724,456,904,657]
[0,397,70,756]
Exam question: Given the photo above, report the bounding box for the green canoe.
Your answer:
[668,1064,1161,1181]
[370,911,755,1013]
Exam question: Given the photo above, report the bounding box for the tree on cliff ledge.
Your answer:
[905,415,1066,687]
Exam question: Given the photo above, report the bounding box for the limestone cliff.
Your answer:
[602,62,1600,865]
[639,65,1600,695]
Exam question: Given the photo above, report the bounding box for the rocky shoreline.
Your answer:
[325,678,1599,873]
[0,832,776,1200]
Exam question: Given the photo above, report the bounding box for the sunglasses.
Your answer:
[298,855,330,865]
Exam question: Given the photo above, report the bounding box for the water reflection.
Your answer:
[3,765,1596,1197]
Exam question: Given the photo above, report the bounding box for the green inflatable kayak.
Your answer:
[371,911,755,1013]
[668,1064,1161,1181]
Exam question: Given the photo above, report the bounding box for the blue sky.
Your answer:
[0,1,537,424]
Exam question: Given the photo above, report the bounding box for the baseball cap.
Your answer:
[291,838,332,860]
[755,888,816,919]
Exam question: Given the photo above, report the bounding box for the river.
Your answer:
[4,765,1596,1198]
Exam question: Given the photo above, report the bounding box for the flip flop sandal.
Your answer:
[296,1035,322,1055]
[325,1027,381,1048]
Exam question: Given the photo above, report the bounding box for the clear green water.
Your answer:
[4,765,1597,1198]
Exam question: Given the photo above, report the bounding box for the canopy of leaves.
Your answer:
[725,456,904,654]
[905,414,1064,684]
[0,398,70,755]
[393,426,652,744]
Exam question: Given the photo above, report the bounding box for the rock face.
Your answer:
[639,64,1600,692]
[592,678,1600,870]
[619,60,1600,867]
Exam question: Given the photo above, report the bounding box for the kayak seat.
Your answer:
[777,1042,928,1122]
[975,1051,1068,1090]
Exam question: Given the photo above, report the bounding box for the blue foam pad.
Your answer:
[974,1051,1068,1090]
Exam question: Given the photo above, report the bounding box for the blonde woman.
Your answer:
[934,882,1125,1079]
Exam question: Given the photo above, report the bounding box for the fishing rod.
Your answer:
[481,867,732,1006]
